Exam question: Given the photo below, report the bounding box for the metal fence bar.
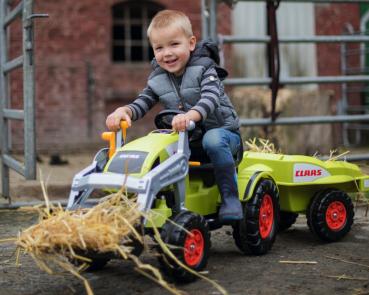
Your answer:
[3,55,23,73]
[209,0,217,41]
[201,0,209,39]
[23,0,36,180]
[2,154,25,176]
[274,75,369,84]
[1,0,36,200]
[225,75,369,86]
[240,114,369,127]
[3,109,24,120]
[320,154,369,161]
[225,77,271,86]
[340,39,350,146]
[0,200,62,209]
[0,199,99,210]
[222,35,369,43]
[3,1,23,27]
[0,0,10,199]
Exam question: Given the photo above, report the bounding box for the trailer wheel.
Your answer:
[233,178,279,255]
[279,211,298,232]
[158,211,210,283]
[307,189,354,242]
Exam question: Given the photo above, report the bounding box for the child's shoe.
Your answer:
[214,164,243,223]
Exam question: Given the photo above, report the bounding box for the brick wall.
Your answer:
[315,3,361,145]
[6,2,361,151]
[4,0,230,152]
[315,4,361,103]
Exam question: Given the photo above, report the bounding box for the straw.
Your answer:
[13,188,228,295]
[245,138,280,154]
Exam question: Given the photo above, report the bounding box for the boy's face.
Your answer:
[150,25,196,76]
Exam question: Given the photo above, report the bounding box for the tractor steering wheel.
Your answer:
[154,109,185,129]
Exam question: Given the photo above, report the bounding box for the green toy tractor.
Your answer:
[67,110,369,282]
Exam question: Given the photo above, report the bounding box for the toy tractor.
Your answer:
[67,110,369,281]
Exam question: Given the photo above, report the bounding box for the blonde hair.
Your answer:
[147,10,193,40]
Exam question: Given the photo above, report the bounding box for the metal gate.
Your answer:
[0,0,45,203]
[202,0,369,161]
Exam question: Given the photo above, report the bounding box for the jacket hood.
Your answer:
[191,39,228,79]
[191,39,220,64]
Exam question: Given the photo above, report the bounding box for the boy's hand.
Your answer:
[106,107,132,131]
[172,110,202,132]
[171,113,190,132]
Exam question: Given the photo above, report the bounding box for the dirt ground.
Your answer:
[0,206,368,295]
[1,154,369,294]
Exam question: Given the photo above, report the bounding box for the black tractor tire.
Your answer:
[233,178,280,255]
[279,211,299,232]
[70,252,111,272]
[158,211,211,283]
[71,232,144,272]
[307,189,354,242]
[83,257,110,271]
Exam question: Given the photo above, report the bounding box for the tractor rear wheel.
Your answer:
[233,178,279,255]
[279,211,298,232]
[158,211,210,283]
[307,189,354,242]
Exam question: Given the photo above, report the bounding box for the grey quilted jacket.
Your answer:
[127,40,240,132]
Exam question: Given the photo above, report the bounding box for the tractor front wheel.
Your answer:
[70,251,111,272]
[307,189,354,242]
[158,211,210,283]
[233,178,279,255]
[70,232,143,272]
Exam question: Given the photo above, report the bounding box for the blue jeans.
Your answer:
[202,128,241,167]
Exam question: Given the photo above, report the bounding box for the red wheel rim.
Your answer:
[184,229,204,267]
[259,194,274,239]
[325,201,347,231]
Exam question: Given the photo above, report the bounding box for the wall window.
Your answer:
[112,1,163,62]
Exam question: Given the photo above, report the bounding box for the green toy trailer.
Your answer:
[239,151,369,241]
[67,110,369,282]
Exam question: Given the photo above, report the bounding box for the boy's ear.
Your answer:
[189,36,197,51]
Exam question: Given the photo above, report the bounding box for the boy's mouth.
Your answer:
[165,58,178,66]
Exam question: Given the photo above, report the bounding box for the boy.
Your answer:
[106,10,243,223]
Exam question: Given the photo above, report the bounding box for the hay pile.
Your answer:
[14,192,157,295]
[16,193,142,261]
[12,190,227,295]
[13,191,183,294]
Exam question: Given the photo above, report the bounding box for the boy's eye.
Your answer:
[155,47,162,51]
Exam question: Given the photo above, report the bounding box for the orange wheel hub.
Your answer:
[259,194,274,239]
[326,201,347,231]
[184,229,204,266]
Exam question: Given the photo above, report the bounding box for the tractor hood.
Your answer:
[103,131,178,177]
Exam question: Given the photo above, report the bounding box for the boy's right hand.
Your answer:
[106,107,132,131]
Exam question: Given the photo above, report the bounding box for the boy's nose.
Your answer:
[163,48,172,57]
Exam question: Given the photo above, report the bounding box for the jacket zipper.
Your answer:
[169,74,187,112]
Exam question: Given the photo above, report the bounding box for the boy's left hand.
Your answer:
[172,114,190,132]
